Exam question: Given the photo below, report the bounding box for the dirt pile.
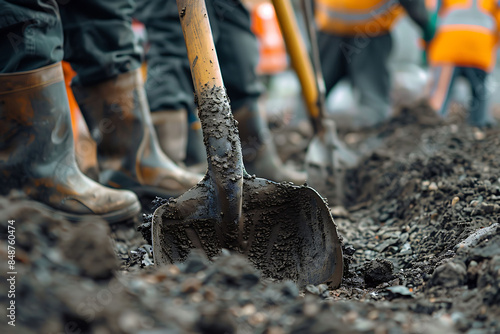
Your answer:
[1,112,500,333]
[333,117,500,333]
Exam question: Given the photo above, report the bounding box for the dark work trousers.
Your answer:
[134,0,264,114]
[0,0,141,85]
[318,31,393,123]
[428,65,492,127]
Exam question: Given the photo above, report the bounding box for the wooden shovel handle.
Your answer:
[272,0,323,134]
[177,0,224,95]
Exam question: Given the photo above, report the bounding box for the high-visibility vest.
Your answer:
[428,0,500,72]
[315,0,405,36]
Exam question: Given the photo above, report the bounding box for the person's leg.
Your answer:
[0,0,63,72]
[0,0,140,222]
[317,32,348,96]
[461,67,495,127]
[135,0,196,163]
[135,0,196,114]
[59,0,141,85]
[427,64,457,117]
[62,0,202,199]
[347,33,392,129]
[213,0,306,184]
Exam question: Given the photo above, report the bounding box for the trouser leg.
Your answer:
[135,0,202,164]
[427,64,457,117]
[136,0,263,113]
[317,32,348,94]
[135,0,194,113]
[59,0,142,85]
[461,67,493,127]
[214,0,263,110]
[0,0,63,72]
[0,1,141,222]
[348,33,393,124]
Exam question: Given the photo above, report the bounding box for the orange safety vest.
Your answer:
[428,0,500,72]
[315,0,405,36]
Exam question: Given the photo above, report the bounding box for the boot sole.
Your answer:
[129,185,186,200]
[101,171,189,200]
[36,201,141,224]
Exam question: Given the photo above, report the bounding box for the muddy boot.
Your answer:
[234,105,306,184]
[0,63,141,223]
[73,110,100,181]
[151,109,187,164]
[72,69,203,199]
[186,112,208,172]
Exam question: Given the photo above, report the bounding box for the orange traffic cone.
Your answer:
[251,2,288,75]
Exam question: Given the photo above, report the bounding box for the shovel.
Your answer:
[272,0,358,203]
[151,0,343,288]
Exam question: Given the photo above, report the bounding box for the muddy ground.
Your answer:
[1,106,500,334]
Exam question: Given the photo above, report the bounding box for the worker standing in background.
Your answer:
[315,0,433,130]
[0,0,202,222]
[425,0,500,127]
[135,0,306,185]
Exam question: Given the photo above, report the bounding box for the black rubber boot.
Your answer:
[72,69,203,199]
[0,63,141,223]
[234,104,306,185]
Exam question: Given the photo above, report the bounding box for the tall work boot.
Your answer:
[234,104,306,184]
[73,108,100,181]
[151,109,187,164]
[186,111,208,172]
[0,63,141,223]
[72,69,203,199]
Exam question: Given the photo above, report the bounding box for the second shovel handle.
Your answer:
[272,0,323,134]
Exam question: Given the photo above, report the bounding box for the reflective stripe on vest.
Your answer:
[439,0,496,32]
[316,0,400,23]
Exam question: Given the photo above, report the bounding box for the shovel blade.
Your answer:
[152,177,343,288]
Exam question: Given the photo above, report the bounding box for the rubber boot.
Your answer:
[73,108,100,181]
[72,69,203,199]
[186,111,208,173]
[0,63,141,223]
[234,104,306,184]
[151,109,187,164]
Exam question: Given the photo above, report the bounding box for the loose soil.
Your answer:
[1,107,499,334]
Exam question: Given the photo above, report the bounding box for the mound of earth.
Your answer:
[1,112,499,333]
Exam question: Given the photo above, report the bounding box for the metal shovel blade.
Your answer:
[305,119,359,202]
[151,0,343,288]
[152,176,343,287]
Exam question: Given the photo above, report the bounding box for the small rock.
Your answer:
[430,261,467,288]
[305,285,320,295]
[181,277,202,294]
[477,202,496,215]
[331,206,349,218]
[400,242,412,255]
[303,303,320,317]
[375,238,399,252]
[474,129,486,140]
[248,312,267,326]
[240,304,256,316]
[385,286,414,298]
[363,259,395,287]
[452,196,460,206]
[429,182,438,191]
[265,327,285,334]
